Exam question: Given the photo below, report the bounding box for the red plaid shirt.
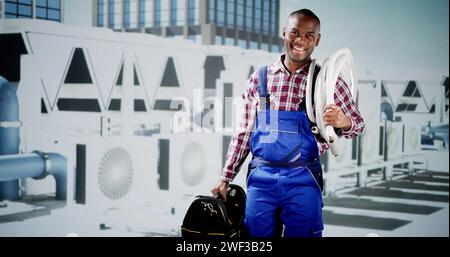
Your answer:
[221,55,365,182]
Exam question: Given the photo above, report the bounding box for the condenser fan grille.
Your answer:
[98,147,134,200]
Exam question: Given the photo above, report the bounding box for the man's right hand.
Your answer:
[211,180,229,201]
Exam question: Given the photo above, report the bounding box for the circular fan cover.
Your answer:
[98,147,133,200]
[180,142,207,187]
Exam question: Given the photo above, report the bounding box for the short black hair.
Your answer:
[288,9,320,26]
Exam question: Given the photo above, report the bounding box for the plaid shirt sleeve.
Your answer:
[334,78,365,138]
[220,75,259,182]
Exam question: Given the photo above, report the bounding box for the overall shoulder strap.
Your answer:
[311,65,321,106]
[300,64,321,111]
[257,66,269,110]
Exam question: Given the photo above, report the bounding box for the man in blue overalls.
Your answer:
[212,9,365,237]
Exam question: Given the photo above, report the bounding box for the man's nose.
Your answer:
[294,35,306,44]
[294,35,306,43]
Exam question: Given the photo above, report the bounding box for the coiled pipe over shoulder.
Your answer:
[0,152,67,200]
[305,48,357,157]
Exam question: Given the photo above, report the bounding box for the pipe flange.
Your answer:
[0,120,22,128]
[32,150,51,180]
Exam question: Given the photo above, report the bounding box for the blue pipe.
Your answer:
[0,75,20,200]
[0,153,67,200]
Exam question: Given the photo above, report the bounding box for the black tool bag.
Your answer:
[181,184,246,237]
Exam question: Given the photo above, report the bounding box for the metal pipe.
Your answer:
[0,75,20,200]
[0,153,67,200]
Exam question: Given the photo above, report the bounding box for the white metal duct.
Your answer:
[358,80,382,164]
[402,121,422,155]
[386,121,404,160]
[360,125,380,163]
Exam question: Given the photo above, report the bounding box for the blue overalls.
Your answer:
[244,66,324,237]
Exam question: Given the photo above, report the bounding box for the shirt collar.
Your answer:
[269,54,311,76]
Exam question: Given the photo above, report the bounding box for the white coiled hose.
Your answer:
[305,48,357,157]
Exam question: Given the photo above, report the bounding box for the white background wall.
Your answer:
[281,0,449,80]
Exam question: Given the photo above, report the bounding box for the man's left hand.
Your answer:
[323,104,352,131]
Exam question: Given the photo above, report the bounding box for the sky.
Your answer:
[280,0,449,79]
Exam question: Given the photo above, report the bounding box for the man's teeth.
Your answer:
[293,47,305,51]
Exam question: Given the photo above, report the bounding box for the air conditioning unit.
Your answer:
[360,125,382,164]
[74,136,158,210]
[386,121,404,160]
[144,132,230,234]
[402,121,422,155]
[358,80,381,164]
[154,133,227,198]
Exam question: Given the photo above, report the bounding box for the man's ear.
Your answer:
[281,27,287,40]
[315,33,321,47]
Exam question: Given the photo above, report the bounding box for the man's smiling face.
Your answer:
[282,14,321,69]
